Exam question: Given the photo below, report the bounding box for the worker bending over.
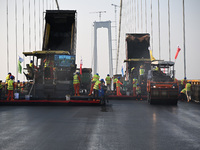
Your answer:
[73,72,81,96]
[116,77,123,96]
[89,73,100,96]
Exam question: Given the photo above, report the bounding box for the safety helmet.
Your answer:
[96,73,99,76]
[10,76,14,80]
[30,60,33,63]
[184,77,187,80]
[137,83,139,86]
[107,74,110,76]
[76,72,80,75]
[101,79,104,82]
[17,80,20,83]
[118,77,120,79]
[189,81,191,84]
[8,72,11,75]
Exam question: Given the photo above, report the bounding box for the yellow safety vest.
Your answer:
[113,78,118,83]
[29,63,33,68]
[116,80,122,87]
[105,76,111,84]
[181,88,186,94]
[44,60,50,67]
[73,74,80,84]
[94,80,101,90]
[6,75,10,84]
[136,86,141,94]
[133,79,138,87]
[7,80,14,90]
[186,83,191,91]
[140,68,144,75]
[92,74,99,82]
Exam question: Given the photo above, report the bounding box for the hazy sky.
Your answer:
[0,0,199,81]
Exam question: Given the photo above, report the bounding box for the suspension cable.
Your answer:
[7,0,9,73]
[168,0,171,61]
[15,0,18,80]
[22,0,25,80]
[158,0,161,59]
[116,0,122,74]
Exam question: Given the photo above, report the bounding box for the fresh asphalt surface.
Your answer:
[0,100,200,150]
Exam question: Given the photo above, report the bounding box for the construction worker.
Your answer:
[113,77,118,93]
[116,77,123,96]
[93,79,101,98]
[105,74,111,91]
[7,75,15,101]
[139,65,145,84]
[136,83,142,100]
[0,80,2,99]
[6,72,11,84]
[29,60,33,68]
[73,72,81,96]
[185,81,192,102]
[133,78,138,96]
[179,88,186,101]
[89,73,100,96]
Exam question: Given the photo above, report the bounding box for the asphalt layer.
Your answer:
[0,100,200,150]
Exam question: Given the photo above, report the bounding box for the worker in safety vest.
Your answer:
[6,72,11,84]
[7,75,15,101]
[93,79,101,98]
[89,73,100,96]
[136,83,142,100]
[179,88,186,101]
[185,81,192,102]
[0,80,3,99]
[139,65,145,83]
[116,77,123,96]
[113,78,118,92]
[105,74,111,91]
[179,77,186,91]
[73,72,81,96]
[133,78,138,96]
[16,80,21,93]
[29,60,33,68]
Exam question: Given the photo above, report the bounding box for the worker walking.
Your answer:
[185,81,192,102]
[93,79,101,98]
[89,73,100,96]
[73,72,81,96]
[116,77,123,96]
[133,78,138,96]
[105,74,111,91]
[7,76,15,101]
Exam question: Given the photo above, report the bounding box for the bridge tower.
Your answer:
[93,21,113,78]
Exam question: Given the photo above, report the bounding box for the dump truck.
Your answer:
[147,61,179,105]
[124,33,151,96]
[23,10,77,99]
